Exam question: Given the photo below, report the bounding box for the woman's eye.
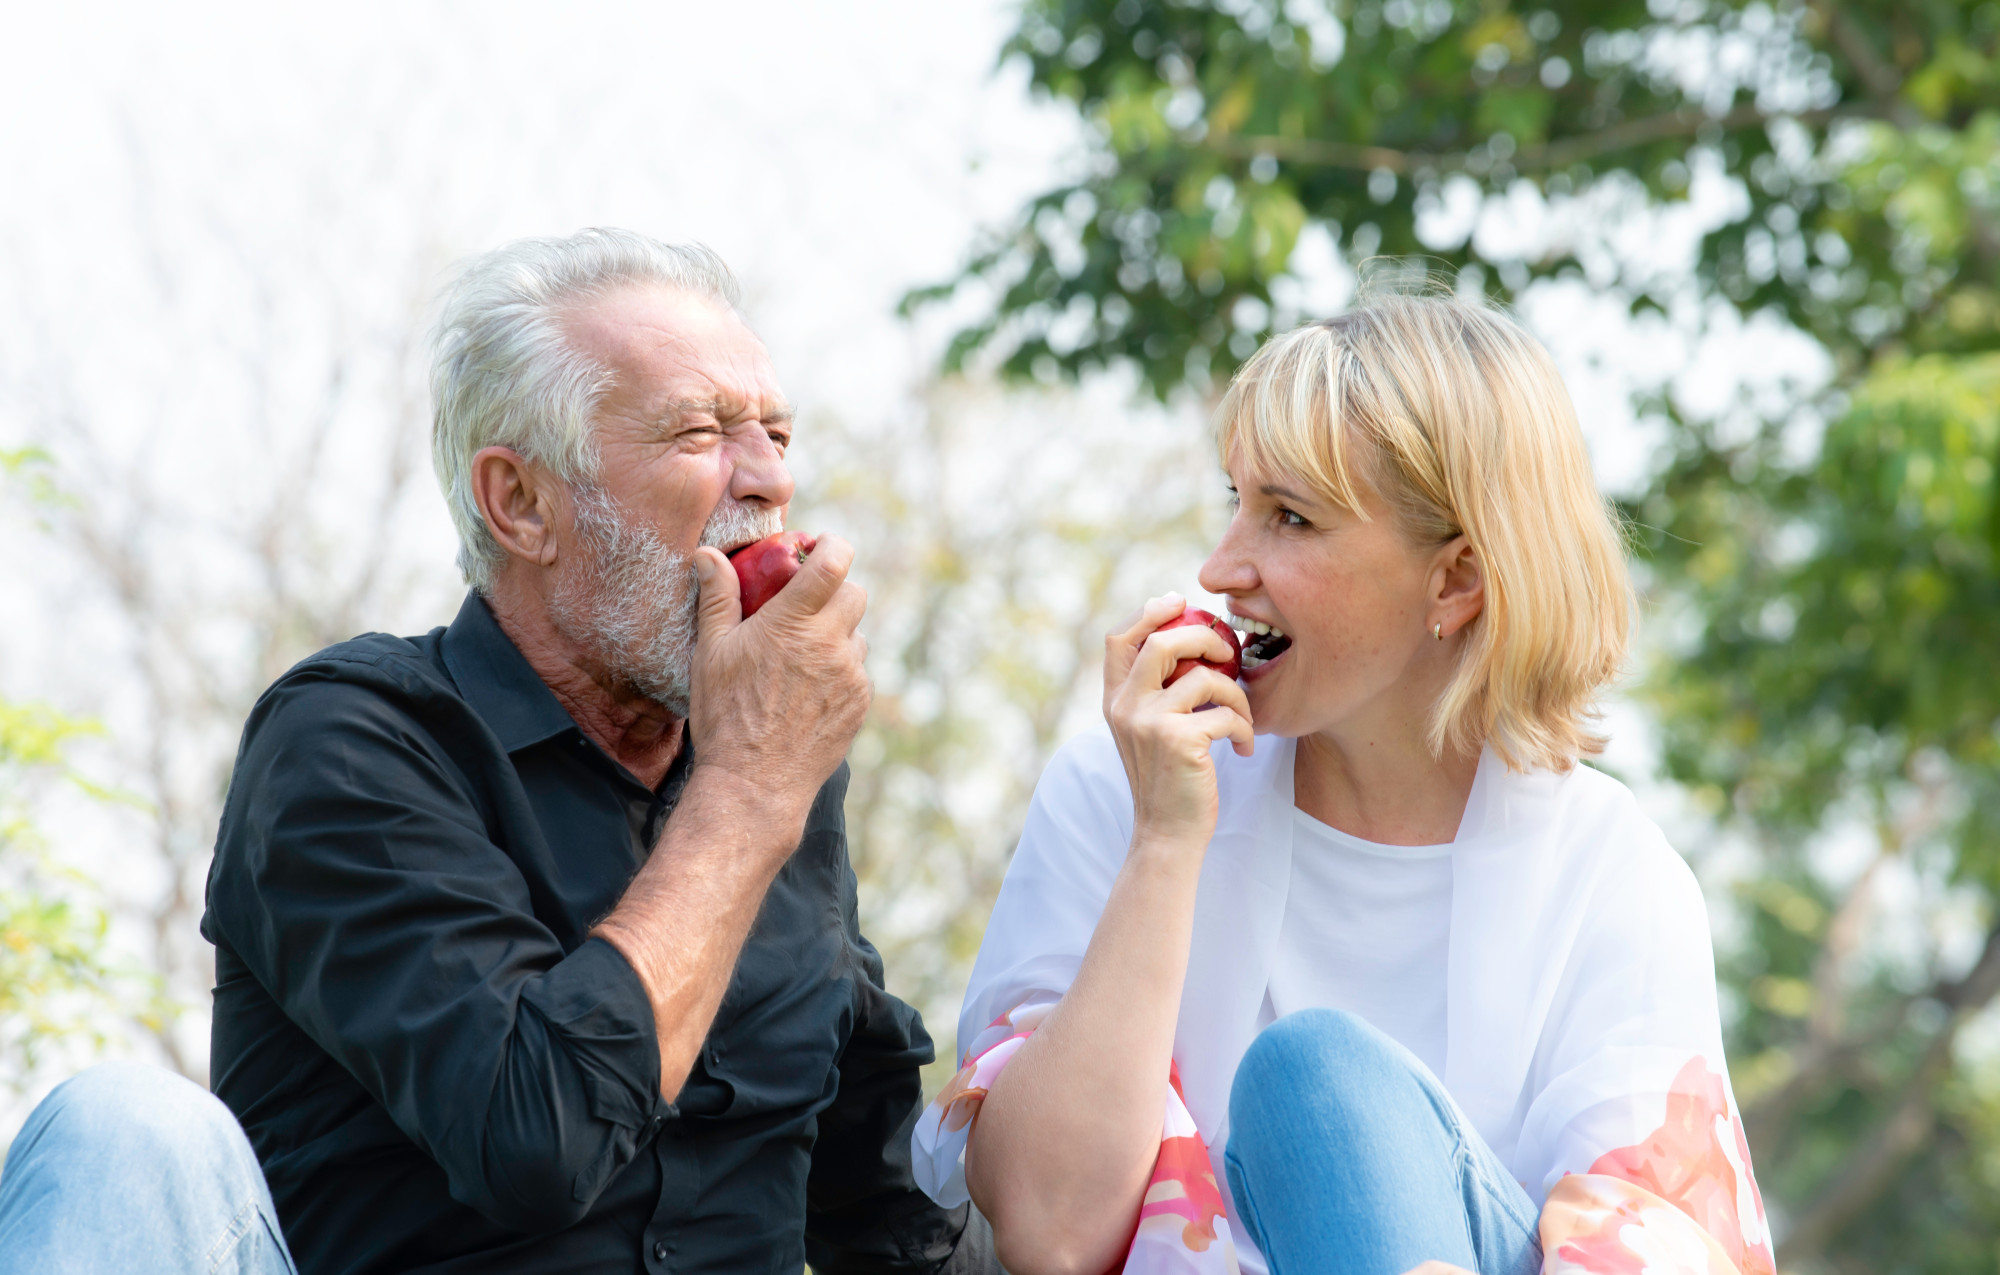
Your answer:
[1277,507,1308,527]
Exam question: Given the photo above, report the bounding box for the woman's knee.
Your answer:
[1230,1010,1429,1147]
[1237,1010,1407,1094]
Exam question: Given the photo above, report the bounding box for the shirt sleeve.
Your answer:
[952,730,1134,1048]
[1521,827,1777,1275]
[804,811,974,1274]
[205,662,669,1234]
[908,730,1136,1208]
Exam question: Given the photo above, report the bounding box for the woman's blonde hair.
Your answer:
[1216,287,1632,773]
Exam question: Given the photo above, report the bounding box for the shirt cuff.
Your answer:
[518,936,673,1132]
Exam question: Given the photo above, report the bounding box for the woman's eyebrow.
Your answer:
[1258,482,1317,505]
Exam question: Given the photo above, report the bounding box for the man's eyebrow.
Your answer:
[660,396,794,427]
[661,395,727,423]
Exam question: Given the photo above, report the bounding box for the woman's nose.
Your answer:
[1198,525,1257,596]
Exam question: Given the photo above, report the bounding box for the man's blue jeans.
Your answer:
[1225,1010,1543,1275]
[0,1060,296,1275]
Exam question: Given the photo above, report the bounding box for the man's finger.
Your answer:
[693,547,741,640]
[822,579,868,635]
[764,534,854,618]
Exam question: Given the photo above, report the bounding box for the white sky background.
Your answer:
[0,0,1886,1123]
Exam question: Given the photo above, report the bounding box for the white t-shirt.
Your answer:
[1260,809,1453,1076]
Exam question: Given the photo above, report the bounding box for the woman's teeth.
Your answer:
[1227,613,1292,669]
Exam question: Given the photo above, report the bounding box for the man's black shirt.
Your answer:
[202,594,966,1275]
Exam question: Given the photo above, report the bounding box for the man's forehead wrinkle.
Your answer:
[656,391,793,426]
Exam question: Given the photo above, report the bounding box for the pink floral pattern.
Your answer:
[911,999,1242,1274]
[1541,1058,1775,1275]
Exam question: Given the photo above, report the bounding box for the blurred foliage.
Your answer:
[0,703,118,1075]
[0,450,161,1092]
[919,0,2000,1268]
[793,383,1216,1094]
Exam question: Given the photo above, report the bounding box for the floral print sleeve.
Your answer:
[911,996,1245,1274]
[1539,1058,1775,1275]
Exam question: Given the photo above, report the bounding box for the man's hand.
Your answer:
[593,533,869,1103]
[685,534,870,848]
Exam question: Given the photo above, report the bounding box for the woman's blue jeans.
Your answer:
[1225,1009,1543,1275]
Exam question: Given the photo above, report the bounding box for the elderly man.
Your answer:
[0,229,993,1275]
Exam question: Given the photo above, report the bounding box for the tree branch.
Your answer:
[1805,0,1905,108]
[1208,103,1865,177]
[1776,919,2000,1260]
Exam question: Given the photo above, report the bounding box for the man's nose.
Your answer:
[728,432,795,509]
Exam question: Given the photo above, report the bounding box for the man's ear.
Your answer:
[470,446,562,569]
[1429,534,1485,640]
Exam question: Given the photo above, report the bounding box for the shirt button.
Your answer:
[652,1240,669,1262]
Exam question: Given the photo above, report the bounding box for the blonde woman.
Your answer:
[911,294,1773,1275]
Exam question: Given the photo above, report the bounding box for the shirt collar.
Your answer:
[441,592,584,754]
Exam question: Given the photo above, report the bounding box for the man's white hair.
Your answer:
[429,228,742,591]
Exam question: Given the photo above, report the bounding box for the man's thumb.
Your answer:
[694,547,741,636]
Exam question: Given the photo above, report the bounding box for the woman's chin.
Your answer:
[1238,645,1294,736]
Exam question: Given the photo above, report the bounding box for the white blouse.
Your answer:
[919,727,1777,1275]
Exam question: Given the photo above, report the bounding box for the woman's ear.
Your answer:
[470,446,562,569]
[1429,535,1484,640]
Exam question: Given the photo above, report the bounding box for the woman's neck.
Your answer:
[1292,725,1481,847]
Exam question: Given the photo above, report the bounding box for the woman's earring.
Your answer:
[1434,622,1444,641]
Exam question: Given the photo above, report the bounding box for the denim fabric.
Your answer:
[0,1061,296,1275]
[1225,1009,1542,1275]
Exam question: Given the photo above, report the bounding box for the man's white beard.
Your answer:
[549,487,783,716]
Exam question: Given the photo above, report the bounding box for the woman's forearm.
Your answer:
[966,835,1206,1275]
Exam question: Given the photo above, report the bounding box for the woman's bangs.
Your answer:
[1218,335,1369,517]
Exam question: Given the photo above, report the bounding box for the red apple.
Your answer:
[1158,606,1242,686]
[728,531,818,618]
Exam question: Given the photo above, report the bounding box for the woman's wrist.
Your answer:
[1123,827,1211,877]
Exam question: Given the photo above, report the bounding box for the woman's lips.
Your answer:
[1240,642,1289,681]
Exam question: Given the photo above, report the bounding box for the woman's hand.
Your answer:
[1104,594,1255,851]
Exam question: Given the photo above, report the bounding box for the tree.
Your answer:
[0,450,155,1106]
[912,1,2000,1268]
[793,379,1216,1084]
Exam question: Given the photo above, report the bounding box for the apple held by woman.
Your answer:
[728,531,818,617]
[1157,606,1244,686]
